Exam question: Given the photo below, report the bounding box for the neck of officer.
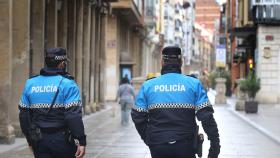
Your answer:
[161,64,182,75]
[40,67,66,76]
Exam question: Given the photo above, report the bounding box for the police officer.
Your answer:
[19,48,86,158]
[131,46,220,158]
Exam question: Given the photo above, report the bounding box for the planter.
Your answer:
[215,78,226,104]
[245,101,258,113]
[235,100,245,111]
[235,79,246,111]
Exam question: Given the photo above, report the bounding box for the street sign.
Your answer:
[215,45,226,68]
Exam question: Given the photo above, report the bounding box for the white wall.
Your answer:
[256,25,280,103]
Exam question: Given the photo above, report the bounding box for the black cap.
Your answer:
[162,46,182,60]
[45,48,69,61]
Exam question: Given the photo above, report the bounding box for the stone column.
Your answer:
[133,32,141,77]
[57,0,68,48]
[105,15,118,101]
[30,0,45,75]
[0,0,15,144]
[235,78,246,111]
[10,0,30,137]
[94,10,101,111]
[99,13,107,108]
[82,0,91,114]
[215,78,226,104]
[89,7,96,112]
[46,0,57,48]
[75,0,84,95]
[67,0,76,75]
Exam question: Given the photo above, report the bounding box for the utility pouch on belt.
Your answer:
[28,124,42,143]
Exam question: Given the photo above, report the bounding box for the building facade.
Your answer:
[196,0,220,33]
[105,0,145,100]
[191,23,214,75]
[182,0,196,71]
[253,1,280,103]
[142,0,164,75]
[184,0,220,76]
[225,0,280,103]
[0,0,113,143]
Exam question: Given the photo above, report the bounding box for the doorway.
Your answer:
[120,65,132,83]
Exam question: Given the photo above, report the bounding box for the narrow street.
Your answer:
[1,100,280,158]
[1,0,280,157]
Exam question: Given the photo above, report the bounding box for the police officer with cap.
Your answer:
[19,48,86,158]
[131,46,220,158]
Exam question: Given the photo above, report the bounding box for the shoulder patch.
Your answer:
[62,74,75,80]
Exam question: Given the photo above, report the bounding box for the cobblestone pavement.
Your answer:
[0,102,280,158]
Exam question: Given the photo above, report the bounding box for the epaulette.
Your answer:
[146,77,156,81]
[62,74,75,80]
[29,75,39,79]
[186,74,198,79]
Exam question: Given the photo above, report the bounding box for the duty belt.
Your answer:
[40,127,66,134]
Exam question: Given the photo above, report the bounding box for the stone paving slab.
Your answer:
[213,106,280,158]
[227,97,280,145]
[0,101,280,157]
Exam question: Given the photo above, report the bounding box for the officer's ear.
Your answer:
[58,61,66,69]
[161,58,166,67]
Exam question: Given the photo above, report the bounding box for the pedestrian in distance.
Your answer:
[199,71,210,92]
[117,76,135,126]
[19,48,86,158]
[131,46,220,158]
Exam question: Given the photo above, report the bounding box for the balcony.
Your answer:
[111,0,144,26]
[253,5,280,24]
[104,0,119,2]
[145,6,156,26]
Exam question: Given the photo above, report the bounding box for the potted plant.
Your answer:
[239,71,261,113]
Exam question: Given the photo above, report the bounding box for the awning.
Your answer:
[236,44,252,50]
[230,26,256,38]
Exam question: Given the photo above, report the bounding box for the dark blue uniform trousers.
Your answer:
[149,140,196,158]
[33,132,77,158]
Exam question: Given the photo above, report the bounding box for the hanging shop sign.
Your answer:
[215,45,226,68]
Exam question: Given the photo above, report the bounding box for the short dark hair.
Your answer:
[45,57,61,68]
[121,77,130,84]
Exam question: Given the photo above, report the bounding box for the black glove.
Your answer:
[208,141,220,158]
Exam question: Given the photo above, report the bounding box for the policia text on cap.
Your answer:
[19,48,86,158]
[131,46,220,158]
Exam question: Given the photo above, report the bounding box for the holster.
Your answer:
[196,134,204,157]
[64,130,75,144]
[193,126,204,158]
